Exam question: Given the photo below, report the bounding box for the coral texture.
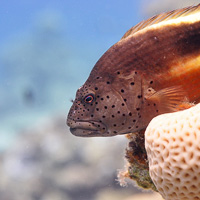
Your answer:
[145,103,200,200]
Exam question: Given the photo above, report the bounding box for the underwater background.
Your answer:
[0,0,199,199]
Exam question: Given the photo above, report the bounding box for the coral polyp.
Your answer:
[145,103,200,200]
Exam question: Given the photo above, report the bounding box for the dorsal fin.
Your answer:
[121,4,200,40]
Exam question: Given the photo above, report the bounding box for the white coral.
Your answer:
[145,103,200,200]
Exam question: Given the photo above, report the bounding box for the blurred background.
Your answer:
[0,0,199,199]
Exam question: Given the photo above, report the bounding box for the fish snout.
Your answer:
[66,117,74,128]
[66,117,107,137]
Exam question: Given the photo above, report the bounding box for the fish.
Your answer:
[67,4,200,137]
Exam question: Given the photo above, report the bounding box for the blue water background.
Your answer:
[0,0,143,149]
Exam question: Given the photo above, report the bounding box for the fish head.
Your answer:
[67,80,135,137]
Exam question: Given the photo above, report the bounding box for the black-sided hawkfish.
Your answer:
[67,4,200,137]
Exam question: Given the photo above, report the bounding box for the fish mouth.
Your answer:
[67,118,107,137]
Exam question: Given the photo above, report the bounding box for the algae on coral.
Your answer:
[119,131,157,191]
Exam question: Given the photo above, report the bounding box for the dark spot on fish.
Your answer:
[156,110,159,112]
[87,109,90,111]
[147,103,150,106]
[128,127,131,129]
[122,103,125,106]
[122,114,126,116]
[113,131,117,133]
[107,81,110,84]
[112,115,115,118]
[96,108,99,111]
[106,95,110,99]
[135,71,137,74]
[136,126,139,128]
[121,89,124,93]
[117,111,120,114]
[122,123,125,125]
[154,103,156,106]
[137,95,142,99]
[104,106,107,109]
[124,99,127,102]
[97,95,100,98]
[113,124,117,127]
[95,87,98,90]
[95,102,98,105]
[150,81,153,84]
[117,71,120,74]
[133,119,136,122]
[102,115,106,118]
[129,112,132,116]
[91,114,94,117]
[101,98,104,101]
[96,77,100,79]
[136,108,140,111]
[130,82,135,85]
[112,105,115,108]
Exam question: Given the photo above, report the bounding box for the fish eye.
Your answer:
[84,94,95,104]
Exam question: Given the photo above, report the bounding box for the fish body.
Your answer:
[67,4,200,137]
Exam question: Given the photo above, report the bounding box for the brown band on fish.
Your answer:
[90,20,200,79]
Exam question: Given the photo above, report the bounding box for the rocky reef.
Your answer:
[0,114,163,200]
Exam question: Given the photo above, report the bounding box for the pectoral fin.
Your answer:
[146,85,191,112]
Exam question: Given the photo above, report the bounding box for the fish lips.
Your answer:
[67,119,107,137]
